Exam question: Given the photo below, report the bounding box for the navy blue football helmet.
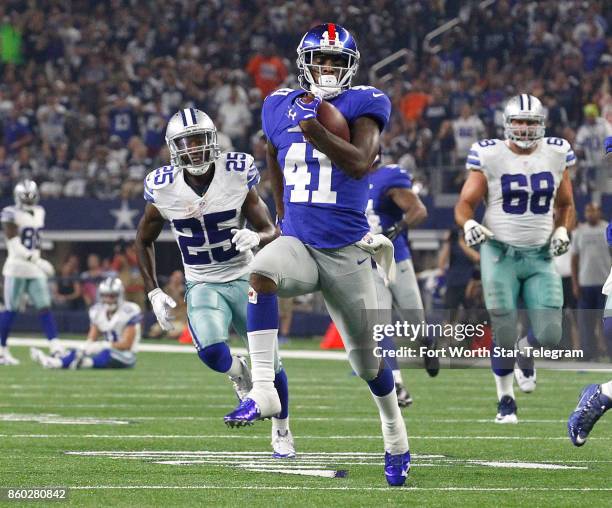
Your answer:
[297,23,360,99]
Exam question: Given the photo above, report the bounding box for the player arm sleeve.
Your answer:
[352,91,391,131]
[565,146,576,167]
[466,143,484,172]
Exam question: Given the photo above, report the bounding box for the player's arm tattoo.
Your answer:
[454,170,488,227]
[300,116,380,179]
[242,187,278,247]
[114,325,137,351]
[135,203,166,294]
[266,141,285,221]
[553,169,575,231]
[388,187,428,229]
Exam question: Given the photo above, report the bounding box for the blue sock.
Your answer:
[39,310,58,341]
[491,342,513,377]
[367,367,394,397]
[0,310,16,347]
[61,349,77,369]
[247,292,279,332]
[380,335,399,371]
[274,368,289,419]
[92,349,112,368]
[198,342,233,373]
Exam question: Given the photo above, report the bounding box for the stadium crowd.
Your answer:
[0,0,609,199]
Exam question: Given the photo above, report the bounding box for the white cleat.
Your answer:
[30,347,61,368]
[48,339,66,357]
[514,365,536,393]
[229,355,253,401]
[272,429,296,458]
[0,349,20,365]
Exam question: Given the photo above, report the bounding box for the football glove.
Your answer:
[230,228,260,252]
[550,226,570,256]
[383,222,404,241]
[35,258,55,277]
[287,95,321,126]
[148,288,177,331]
[463,219,494,247]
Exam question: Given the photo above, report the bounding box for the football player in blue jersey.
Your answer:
[567,136,612,446]
[366,160,438,407]
[224,23,410,486]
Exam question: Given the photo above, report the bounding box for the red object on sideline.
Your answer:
[178,326,192,344]
[320,322,344,349]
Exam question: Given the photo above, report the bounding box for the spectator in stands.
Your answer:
[246,44,288,98]
[52,255,84,311]
[80,253,110,307]
[571,203,612,360]
[452,103,485,163]
[438,227,480,324]
[217,85,252,152]
[399,78,430,123]
[111,241,145,309]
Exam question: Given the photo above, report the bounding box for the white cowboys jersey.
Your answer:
[1,205,46,278]
[89,301,142,352]
[144,152,260,283]
[466,138,576,248]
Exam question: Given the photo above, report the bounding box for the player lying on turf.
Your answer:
[135,109,295,458]
[223,24,410,486]
[0,180,61,365]
[567,138,612,445]
[30,277,141,369]
[455,94,576,424]
[366,159,438,407]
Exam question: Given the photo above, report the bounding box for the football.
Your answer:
[302,95,350,141]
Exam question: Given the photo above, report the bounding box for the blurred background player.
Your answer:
[224,24,410,486]
[366,159,438,407]
[30,277,141,369]
[135,108,295,458]
[455,94,576,424]
[0,180,58,365]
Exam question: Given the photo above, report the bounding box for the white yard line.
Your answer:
[65,485,612,492]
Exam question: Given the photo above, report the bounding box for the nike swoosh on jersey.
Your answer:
[372,93,384,97]
[357,257,369,265]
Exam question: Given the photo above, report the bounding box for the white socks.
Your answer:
[494,372,515,401]
[272,416,289,433]
[226,355,245,377]
[247,330,277,389]
[371,390,409,454]
[601,381,612,399]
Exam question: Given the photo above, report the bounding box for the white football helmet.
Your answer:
[503,94,546,149]
[14,180,39,209]
[98,277,124,313]
[165,108,220,176]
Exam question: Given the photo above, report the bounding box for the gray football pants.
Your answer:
[372,258,426,344]
[251,235,383,380]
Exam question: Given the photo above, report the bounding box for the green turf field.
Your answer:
[1,341,611,507]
